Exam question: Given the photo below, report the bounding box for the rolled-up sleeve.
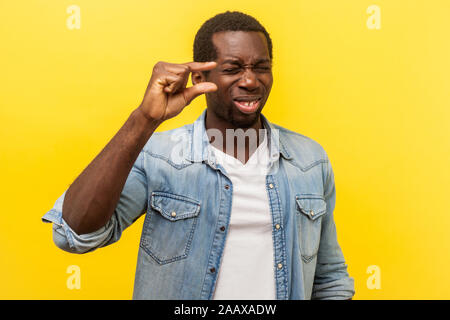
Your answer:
[311,155,355,300]
[42,151,148,254]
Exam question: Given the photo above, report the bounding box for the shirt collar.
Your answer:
[188,109,292,165]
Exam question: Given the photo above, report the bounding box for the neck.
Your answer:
[205,109,265,164]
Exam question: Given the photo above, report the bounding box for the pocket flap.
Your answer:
[295,195,327,221]
[150,192,201,221]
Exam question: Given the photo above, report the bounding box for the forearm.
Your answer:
[62,106,161,235]
[60,60,217,236]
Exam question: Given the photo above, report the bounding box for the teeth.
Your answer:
[236,100,259,107]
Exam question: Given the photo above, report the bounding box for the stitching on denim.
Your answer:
[209,175,233,299]
[140,213,198,265]
[323,161,334,201]
[272,176,289,300]
[140,191,200,265]
[143,150,193,169]
[284,158,329,173]
[296,194,325,200]
[266,175,288,300]
[151,191,201,205]
[296,204,327,219]
[150,192,201,220]
[300,159,328,172]
[301,252,317,264]
[295,193,323,263]
[199,171,221,299]
[295,196,327,219]
[266,176,279,299]
[140,242,189,265]
[183,216,197,259]
[201,170,231,299]
[140,150,145,170]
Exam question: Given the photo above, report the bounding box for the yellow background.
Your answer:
[1,0,449,299]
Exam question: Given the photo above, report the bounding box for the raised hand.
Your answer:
[139,61,217,122]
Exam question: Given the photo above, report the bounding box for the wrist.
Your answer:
[134,105,163,129]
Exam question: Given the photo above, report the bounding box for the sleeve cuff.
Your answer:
[42,192,116,253]
[311,277,355,300]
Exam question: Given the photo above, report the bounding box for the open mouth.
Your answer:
[233,97,262,114]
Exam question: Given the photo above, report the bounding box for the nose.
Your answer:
[238,67,259,91]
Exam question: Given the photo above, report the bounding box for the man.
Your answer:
[43,11,354,300]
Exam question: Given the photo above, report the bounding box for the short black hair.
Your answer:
[193,11,273,63]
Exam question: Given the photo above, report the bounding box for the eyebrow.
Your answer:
[221,58,271,65]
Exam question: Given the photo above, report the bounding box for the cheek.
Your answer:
[206,77,232,97]
[206,90,228,107]
[262,75,273,89]
[216,83,235,101]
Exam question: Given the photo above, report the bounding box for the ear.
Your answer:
[191,71,205,86]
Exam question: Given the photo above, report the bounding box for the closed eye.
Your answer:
[223,68,241,74]
[254,66,271,72]
[223,66,271,74]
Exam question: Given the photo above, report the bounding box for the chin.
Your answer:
[230,109,262,129]
[208,100,264,129]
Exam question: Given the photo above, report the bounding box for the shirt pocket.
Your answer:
[295,194,327,263]
[140,191,201,265]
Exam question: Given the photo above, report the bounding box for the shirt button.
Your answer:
[224,184,230,190]
[269,183,274,189]
[275,224,281,230]
[210,267,216,273]
[309,210,315,216]
[171,211,177,217]
[220,226,226,232]
[277,263,283,269]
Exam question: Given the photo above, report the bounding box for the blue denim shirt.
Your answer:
[42,109,354,300]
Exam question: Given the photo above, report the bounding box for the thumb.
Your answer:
[183,82,217,105]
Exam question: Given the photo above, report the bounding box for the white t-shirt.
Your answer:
[211,131,276,300]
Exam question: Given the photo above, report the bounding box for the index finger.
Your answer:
[183,61,217,72]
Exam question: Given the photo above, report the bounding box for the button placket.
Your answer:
[201,175,233,299]
[266,176,288,300]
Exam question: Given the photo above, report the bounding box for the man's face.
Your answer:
[194,31,273,129]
